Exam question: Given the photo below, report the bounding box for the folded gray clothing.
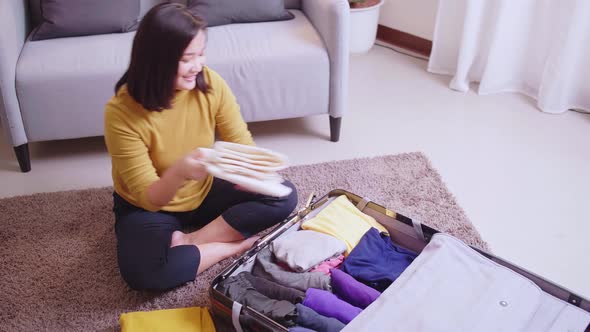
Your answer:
[295,303,345,332]
[218,272,297,327]
[252,248,332,292]
[271,230,347,272]
[241,271,306,304]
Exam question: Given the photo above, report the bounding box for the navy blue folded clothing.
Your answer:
[341,228,418,292]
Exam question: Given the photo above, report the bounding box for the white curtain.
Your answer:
[427,0,590,114]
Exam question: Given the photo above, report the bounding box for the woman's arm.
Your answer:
[146,150,207,207]
[105,105,207,211]
[145,165,185,208]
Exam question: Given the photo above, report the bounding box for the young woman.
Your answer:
[104,3,297,291]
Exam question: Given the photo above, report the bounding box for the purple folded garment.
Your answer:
[331,268,381,309]
[302,288,362,324]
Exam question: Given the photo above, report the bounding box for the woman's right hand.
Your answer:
[173,149,208,181]
[146,149,208,208]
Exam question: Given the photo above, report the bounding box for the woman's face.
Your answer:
[175,30,206,91]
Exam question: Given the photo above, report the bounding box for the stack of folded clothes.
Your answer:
[199,141,292,197]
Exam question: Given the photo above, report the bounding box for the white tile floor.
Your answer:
[1,45,589,298]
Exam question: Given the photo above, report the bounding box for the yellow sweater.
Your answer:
[104,67,254,212]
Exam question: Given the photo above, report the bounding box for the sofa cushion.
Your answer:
[16,32,135,141]
[206,10,329,122]
[29,0,186,27]
[30,0,139,41]
[187,0,294,27]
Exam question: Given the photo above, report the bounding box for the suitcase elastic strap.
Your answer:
[356,197,371,211]
[412,218,426,242]
[232,301,244,332]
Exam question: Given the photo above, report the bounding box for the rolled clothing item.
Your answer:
[301,195,388,254]
[310,255,345,275]
[271,230,347,272]
[330,268,381,309]
[341,228,418,292]
[217,272,297,327]
[252,247,332,292]
[241,271,306,304]
[302,288,362,324]
[295,304,345,332]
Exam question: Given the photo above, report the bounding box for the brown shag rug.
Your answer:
[0,152,487,331]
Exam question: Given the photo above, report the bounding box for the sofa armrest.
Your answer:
[0,0,29,147]
[302,0,350,118]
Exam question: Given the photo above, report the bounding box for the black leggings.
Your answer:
[113,178,298,291]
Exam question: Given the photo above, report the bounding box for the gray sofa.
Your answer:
[0,0,349,172]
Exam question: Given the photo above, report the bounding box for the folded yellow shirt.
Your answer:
[120,307,215,332]
[301,195,388,254]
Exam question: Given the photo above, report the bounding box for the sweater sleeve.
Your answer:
[104,105,162,212]
[209,69,255,146]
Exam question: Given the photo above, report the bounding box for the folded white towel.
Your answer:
[199,142,292,197]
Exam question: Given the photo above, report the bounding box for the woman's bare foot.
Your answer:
[171,230,261,273]
[237,236,260,253]
[195,236,261,274]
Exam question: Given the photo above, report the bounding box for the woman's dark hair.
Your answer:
[115,3,209,111]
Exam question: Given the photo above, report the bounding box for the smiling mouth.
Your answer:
[184,75,197,82]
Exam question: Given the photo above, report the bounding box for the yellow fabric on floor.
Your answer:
[301,195,388,255]
[120,307,215,332]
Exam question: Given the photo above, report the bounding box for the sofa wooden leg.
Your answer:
[329,116,341,142]
[14,143,31,173]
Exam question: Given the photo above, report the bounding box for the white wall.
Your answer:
[378,0,439,40]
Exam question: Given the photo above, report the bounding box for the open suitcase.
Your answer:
[209,189,590,331]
